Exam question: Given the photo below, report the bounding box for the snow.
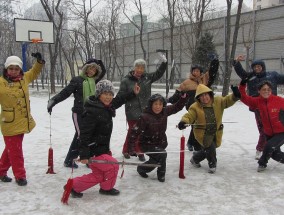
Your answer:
[1,88,284,215]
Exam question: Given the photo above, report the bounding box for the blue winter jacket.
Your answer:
[233,59,284,97]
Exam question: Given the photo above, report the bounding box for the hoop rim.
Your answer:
[31,38,43,43]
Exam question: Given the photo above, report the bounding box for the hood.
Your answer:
[195,84,213,99]
[251,59,266,73]
[81,59,102,79]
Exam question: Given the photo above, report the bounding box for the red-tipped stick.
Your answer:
[46,147,56,174]
[61,178,73,205]
[179,134,186,179]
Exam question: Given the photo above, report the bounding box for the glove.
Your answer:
[207,52,218,61]
[32,52,45,64]
[47,99,56,114]
[240,78,248,86]
[279,109,284,126]
[230,85,241,99]
[158,52,167,63]
[177,121,187,130]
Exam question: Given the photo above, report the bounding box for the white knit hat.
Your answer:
[4,56,23,69]
[95,80,115,97]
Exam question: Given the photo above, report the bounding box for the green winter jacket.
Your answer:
[117,62,167,120]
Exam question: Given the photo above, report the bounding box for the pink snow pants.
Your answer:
[0,134,26,179]
[73,154,119,193]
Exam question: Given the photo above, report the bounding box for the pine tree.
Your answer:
[192,32,217,69]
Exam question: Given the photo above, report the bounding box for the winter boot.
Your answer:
[0,175,12,182]
[190,157,201,168]
[208,167,216,174]
[257,165,266,172]
[71,189,83,198]
[255,150,262,160]
[123,153,130,159]
[138,154,146,162]
[137,169,148,178]
[64,185,83,198]
[16,178,27,186]
[157,171,166,182]
[99,188,120,196]
[64,161,78,169]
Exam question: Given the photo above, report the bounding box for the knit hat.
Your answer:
[95,80,115,97]
[4,56,23,69]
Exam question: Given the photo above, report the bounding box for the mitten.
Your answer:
[178,121,187,130]
[32,52,45,63]
[240,78,248,86]
[230,85,241,99]
[168,90,181,104]
[158,52,167,63]
[47,99,56,114]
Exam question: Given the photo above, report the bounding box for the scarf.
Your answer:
[5,73,23,82]
[80,73,96,103]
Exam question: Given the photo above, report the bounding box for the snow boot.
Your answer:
[16,178,27,186]
[99,188,120,196]
[64,161,78,169]
[123,153,130,159]
[157,171,165,182]
[64,185,83,198]
[138,154,146,161]
[190,157,201,168]
[255,150,262,160]
[0,175,12,182]
[208,167,216,174]
[257,165,266,172]
[137,169,148,178]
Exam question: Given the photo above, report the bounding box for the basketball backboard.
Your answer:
[14,18,54,44]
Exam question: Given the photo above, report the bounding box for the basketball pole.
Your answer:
[21,42,28,72]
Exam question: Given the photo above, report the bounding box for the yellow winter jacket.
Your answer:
[181,84,237,147]
[0,62,43,136]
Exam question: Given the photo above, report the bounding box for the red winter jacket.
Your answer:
[239,84,284,136]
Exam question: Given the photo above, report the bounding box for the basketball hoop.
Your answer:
[31,38,43,43]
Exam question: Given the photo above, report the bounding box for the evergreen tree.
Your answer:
[192,32,217,69]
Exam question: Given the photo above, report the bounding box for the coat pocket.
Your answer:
[2,107,15,123]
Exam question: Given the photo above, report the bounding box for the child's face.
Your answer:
[99,92,114,106]
[191,68,201,77]
[253,64,263,74]
[7,65,21,77]
[199,93,211,104]
[258,84,272,99]
[86,66,97,77]
[152,100,163,114]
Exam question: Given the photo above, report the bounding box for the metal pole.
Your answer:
[21,42,27,72]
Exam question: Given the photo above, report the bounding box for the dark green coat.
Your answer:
[117,62,167,120]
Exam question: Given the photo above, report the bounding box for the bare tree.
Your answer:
[40,0,64,93]
[241,12,259,72]
[176,0,212,58]
[122,0,147,60]
[222,0,243,96]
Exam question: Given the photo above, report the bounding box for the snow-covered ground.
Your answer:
[1,88,284,215]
